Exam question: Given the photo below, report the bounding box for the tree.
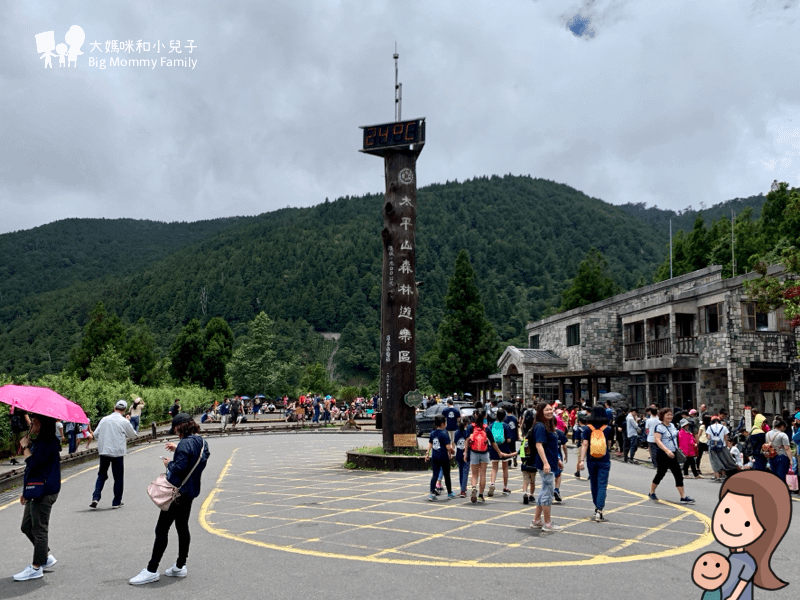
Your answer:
[426,250,499,394]
[124,318,158,385]
[299,362,332,394]
[744,183,800,350]
[202,317,234,389]
[561,248,620,310]
[227,312,288,396]
[68,301,127,379]
[86,344,130,382]
[169,319,206,385]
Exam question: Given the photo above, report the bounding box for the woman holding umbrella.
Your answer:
[14,414,61,581]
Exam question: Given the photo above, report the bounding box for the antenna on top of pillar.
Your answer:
[394,43,402,121]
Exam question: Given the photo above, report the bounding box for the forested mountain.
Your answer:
[0,175,767,380]
[617,194,765,234]
[0,217,246,306]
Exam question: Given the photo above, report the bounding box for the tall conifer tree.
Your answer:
[426,250,499,394]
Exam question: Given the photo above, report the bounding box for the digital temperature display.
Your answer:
[360,118,425,154]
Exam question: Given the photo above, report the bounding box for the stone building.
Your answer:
[499,265,799,421]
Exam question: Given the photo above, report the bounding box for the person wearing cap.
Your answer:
[89,400,138,509]
[129,413,210,585]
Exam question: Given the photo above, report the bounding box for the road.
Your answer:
[1,431,797,599]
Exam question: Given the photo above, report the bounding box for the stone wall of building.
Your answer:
[699,369,728,413]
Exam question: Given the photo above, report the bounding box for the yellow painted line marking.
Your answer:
[198,448,716,567]
[0,443,159,512]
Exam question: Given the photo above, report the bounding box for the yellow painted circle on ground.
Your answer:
[199,447,714,567]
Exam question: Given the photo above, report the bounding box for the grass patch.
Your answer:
[350,445,421,456]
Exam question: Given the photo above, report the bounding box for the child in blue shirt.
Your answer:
[454,416,470,497]
[425,415,455,500]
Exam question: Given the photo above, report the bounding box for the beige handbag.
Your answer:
[147,446,204,511]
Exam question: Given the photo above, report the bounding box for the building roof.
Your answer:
[516,349,563,361]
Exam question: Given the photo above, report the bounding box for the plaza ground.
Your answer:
[1,431,798,599]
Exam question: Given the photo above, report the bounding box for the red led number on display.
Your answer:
[364,127,376,146]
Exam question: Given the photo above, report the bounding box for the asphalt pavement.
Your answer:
[1,431,798,600]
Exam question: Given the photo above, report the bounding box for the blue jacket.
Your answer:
[166,435,209,498]
[24,435,61,497]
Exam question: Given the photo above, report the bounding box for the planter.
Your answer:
[346,449,427,471]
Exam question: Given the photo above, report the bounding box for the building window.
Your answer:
[741,302,769,331]
[529,335,540,349]
[566,323,580,347]
[699,302,724,334]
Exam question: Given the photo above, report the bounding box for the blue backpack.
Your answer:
[491,421,505,447]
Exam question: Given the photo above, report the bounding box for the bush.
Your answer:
[0,373,223,450]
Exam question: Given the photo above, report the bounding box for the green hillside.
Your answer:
[3,174,758,380]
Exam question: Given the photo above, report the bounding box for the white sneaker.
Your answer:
[14,565,43,581]
[43,555,57,570]
[164,564,187,578]
[129,568,160,585]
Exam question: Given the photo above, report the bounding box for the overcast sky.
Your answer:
[1,0,799,235]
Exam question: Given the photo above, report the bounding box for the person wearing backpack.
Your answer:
[766,418,792,482]
[573,413,589,478]
[707,416,732,480]
[648,408,695,504]
[531,402,563,531]
[577,405,613,521]
[465,409,514,503]
[487,408,512,496]
[504,409,519,468]
[520,423,538,504]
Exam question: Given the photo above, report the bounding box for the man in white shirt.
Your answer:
[624,408,639,463]
[90,400,137,509]
[644,407,660,467]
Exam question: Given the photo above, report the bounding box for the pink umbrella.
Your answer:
[0,384,89,424]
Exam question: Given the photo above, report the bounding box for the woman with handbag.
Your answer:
[14,415,61,581]
[648,408,695,504]
[130,413,210,585]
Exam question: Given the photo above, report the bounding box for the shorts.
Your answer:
[522,471,537,485]
[469,451,490,465]
[537,471,555,506]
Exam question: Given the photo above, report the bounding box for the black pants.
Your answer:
[696,442,708,468]
[93,455,124,505]
[21,493,58,567]
[148,496,194,572]
[652,450,684,487]
[430,459,452,494]
[682,455,700,477]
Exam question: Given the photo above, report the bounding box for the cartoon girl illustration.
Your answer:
[702,471,792,600]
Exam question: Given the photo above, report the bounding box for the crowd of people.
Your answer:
[425,396,800,530]
[10,390,799,584]
[198,394,380,428]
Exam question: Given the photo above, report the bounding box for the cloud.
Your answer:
[1,0,799,234]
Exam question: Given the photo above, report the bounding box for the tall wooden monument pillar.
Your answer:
[360,118,425,452]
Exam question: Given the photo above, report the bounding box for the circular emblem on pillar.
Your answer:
[398,168,414,185]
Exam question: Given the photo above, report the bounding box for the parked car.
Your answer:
[415,404,474,437]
